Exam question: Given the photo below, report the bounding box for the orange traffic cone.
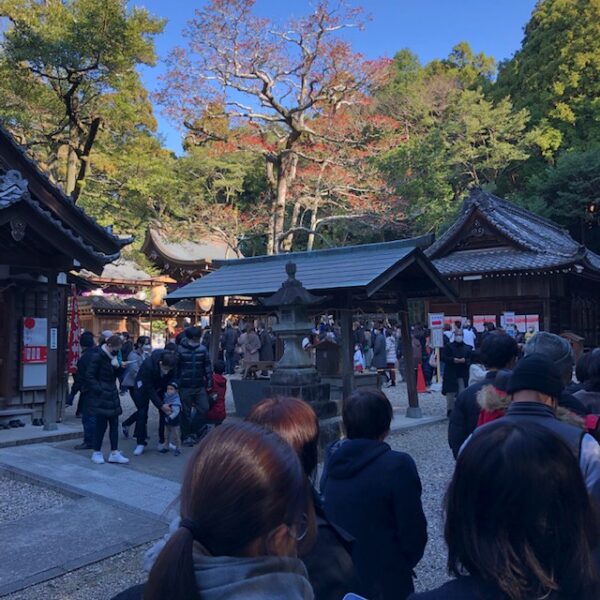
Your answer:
[416,363,428,393]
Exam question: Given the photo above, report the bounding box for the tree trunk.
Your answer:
[306,199,319,251]
[72,117,101,203]
[65,125,79,197]
[281,201,302,252]
[272,158,289,255]
[266,210,276,255]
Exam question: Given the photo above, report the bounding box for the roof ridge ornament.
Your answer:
[0,169,28,204]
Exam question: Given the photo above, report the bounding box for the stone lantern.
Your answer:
[262,262,335,419]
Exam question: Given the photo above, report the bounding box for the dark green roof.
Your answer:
[166,234,455,301]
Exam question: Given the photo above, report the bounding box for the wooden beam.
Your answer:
[210,296,224,364]
[43,272,58,430]
[399,294,421,418]
[340,293,354,399]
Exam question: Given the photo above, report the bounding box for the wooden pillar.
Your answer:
[399,295,421,418]
[340,295,354,399]
[43,272,58,430]
[543,298,552,333]
[210,296,224,364]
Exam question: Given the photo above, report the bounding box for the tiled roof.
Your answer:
[142,229,236,265]
[585,250,600,272]
[0,170,120,268]
[426,189,598,276]
[427,188,583,258]
[166,234,455,301]
[0,124,130,250]
[433,248,577,276]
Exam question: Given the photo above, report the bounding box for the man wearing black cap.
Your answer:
[471,353,600,501]
[523,331,587,416]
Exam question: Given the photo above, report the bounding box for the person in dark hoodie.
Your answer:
[322,389,427,600]
[177,327,213,446]
[68,330,98,450]
[142,422,315,600]
[247,396,359,600]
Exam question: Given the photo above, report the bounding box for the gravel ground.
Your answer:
[4,542,152,600]
[389,421,454,593]
[10,379,452,599]
[0,476,68,525]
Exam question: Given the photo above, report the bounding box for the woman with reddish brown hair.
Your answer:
[143,422,315,600]
[247,397,359,600]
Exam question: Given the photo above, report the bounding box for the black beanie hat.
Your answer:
[507,353,563,398]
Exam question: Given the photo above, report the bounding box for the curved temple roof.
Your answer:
[427,189,600,278]
[166,234,456,303]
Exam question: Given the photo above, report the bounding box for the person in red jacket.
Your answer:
[206,359,227,425]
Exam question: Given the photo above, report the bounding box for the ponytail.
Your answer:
[144,528,199,600]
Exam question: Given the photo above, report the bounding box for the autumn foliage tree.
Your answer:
[160,0,398,254]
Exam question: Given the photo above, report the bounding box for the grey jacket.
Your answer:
[193,552,314,600]
[164,391,181,422]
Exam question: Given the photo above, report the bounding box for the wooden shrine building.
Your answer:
[0,125,129,428]
[141,228,236,283]
[425,189,600,344]
[80,257,197,341]
[166,235,456,416]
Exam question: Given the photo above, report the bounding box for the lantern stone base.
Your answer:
[264,382,336,419]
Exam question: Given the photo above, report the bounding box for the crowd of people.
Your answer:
[67,321,600,600]
[69,325,219,463]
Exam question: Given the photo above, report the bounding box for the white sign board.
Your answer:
[21,317,48,390]
[431,329,445,348]
[428,313,444,329]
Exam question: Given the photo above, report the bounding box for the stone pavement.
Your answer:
[0,443,178,596]
[0,421,83,449]
[0,497,164,596]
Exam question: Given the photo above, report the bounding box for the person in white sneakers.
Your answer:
[84,335,129,465]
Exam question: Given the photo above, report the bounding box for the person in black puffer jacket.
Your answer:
[84,335,129,465]
[68,331,98,450]
[177,327,213,445]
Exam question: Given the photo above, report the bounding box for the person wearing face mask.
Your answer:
[131,349,178,456]
[443,330,472,417]
[120,336,152,439]
[84,335,129,464]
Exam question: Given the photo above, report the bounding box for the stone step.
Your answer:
[0,496,165,596]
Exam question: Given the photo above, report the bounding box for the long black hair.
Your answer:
[445,422,600,600]
[144,422,310,600]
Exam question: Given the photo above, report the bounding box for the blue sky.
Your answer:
[134,0,538,152]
